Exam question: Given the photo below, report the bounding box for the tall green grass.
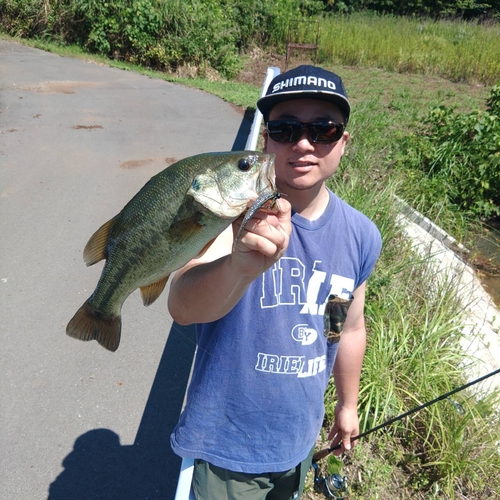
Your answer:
[319,13,500,85]
[315,79,500,496]
[324,167,500,498]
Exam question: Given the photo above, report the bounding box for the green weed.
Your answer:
[393,86,500,220]
[319,13,500,86]
[323,167,500,497]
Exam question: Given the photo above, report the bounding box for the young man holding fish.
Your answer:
[169,65,382,499]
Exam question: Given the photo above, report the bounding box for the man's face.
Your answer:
[263,99,348,197]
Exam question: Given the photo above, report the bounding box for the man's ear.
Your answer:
[262,129,269,152]
[340,131,349,155]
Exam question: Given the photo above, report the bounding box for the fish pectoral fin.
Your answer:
[83,216,118,266]
[167,214,216,259]
[140,275,170,307]
[167,213,204,239]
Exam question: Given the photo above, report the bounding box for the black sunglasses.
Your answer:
[266,120,345,144]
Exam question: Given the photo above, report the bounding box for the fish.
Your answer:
[66,151,276,352]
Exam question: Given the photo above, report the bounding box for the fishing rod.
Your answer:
[313,366,500,462]
[311,367,500,499]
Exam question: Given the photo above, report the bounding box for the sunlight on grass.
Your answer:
[319,13,500,85]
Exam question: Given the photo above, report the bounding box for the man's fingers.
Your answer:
[234,199,291,254]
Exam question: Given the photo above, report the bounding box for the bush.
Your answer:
[46,0,241,75]
[0,0,313,78]
[394,85,500,219]
[0,0,48,37]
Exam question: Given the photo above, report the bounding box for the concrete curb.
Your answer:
[397,206,500,395]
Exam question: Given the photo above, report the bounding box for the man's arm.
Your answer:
[168,200,292,325]
[328,281,367,454]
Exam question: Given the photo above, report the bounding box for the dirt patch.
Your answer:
[119,157,177,169]
[235,49,287,86]
[164,157,178,166]
[20,81,100,94]
[234,47,324,86]
[120,158,156,169]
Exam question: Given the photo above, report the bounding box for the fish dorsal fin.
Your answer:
[140,275,170,306]
[83,216,117,266]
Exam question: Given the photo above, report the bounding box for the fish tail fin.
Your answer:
[66,301,121,352]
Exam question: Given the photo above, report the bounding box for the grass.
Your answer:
[320,168,500,498]
[3,25,500,498]
[318,13,500,86]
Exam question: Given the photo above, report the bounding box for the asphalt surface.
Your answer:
[0,39,252,499]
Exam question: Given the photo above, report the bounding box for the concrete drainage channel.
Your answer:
[396,196,500,393]
[173,67,500,498]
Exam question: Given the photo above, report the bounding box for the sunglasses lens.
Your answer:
[267,120,344,144]
[310,123,344,143]
[267,121,299,142]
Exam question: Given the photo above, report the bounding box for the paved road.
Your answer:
[0,39,252,499]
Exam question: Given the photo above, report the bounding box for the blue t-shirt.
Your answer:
[171,190,382,473]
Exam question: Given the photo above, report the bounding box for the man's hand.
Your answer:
[327,403,360,455]
[168,198,291,325]
[230,198,292,277]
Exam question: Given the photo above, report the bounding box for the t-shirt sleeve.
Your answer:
[358,218,382,287]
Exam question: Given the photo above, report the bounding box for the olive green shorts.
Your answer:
[192,447,314,500]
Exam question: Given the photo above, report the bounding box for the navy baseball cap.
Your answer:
[257,65,351,124]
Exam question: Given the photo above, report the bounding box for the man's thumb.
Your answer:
[343,435,352,450]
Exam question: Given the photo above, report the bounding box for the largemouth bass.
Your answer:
[67,151,276,352]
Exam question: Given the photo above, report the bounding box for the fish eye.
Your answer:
[237,158,252,171]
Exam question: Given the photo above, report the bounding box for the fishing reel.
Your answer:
[312,462,349,499]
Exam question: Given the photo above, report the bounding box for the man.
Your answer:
[168,65,382,499]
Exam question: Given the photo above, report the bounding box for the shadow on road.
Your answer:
[48,323,196,500]
[48,110,253,499]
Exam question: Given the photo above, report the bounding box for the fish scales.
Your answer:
[90,201,227,316]
[67,151,276,352]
